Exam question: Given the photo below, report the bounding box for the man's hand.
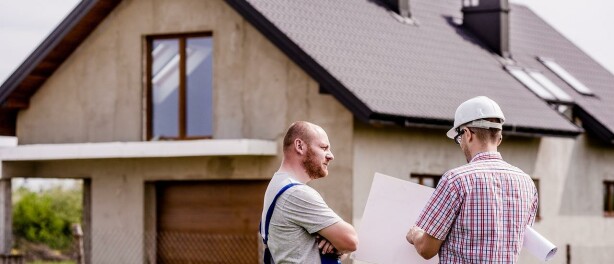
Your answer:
[406,225,443,260]
[316,235,337,254]
[406,226,417,245]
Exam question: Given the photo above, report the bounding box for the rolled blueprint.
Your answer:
[523,226,557,261]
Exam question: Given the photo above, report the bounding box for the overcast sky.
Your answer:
[1,0,613,83]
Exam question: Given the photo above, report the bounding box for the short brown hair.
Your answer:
[468,118,502,143]
[471,127,502,143]
[283,121,315,151]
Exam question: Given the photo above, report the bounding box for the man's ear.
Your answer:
[294,138,305,154]
[464,128,471,143]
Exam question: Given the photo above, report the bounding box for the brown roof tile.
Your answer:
[235,0,583,136]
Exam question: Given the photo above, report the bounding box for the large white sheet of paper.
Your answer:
[353,173,438,263]
[524,226,557,261]
[353,173,557,263]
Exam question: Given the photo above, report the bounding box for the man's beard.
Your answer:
[302,148,327,180]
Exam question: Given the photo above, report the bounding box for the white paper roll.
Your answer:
[523,226,557,261]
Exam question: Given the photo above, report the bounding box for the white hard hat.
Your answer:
[446,96,505,139]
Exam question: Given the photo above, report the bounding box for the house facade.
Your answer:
[0,0,613,263]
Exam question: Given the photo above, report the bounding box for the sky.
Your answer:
[0,0,80,83]
[511,0,614,74]
[1,0,613,84]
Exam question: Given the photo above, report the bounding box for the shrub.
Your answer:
[13,186,82,251]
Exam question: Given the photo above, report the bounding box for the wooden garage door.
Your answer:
[156,180,267,263]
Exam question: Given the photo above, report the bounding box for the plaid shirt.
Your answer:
[416,152,538,264]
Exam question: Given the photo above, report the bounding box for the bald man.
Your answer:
[260,121,358,263]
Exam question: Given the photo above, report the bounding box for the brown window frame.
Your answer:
[604,180,614,217]
[409,174,442,188]
[146,32,213,140]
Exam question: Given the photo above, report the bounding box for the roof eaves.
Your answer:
[575,105,614,145]
[503,124,581,138]
[0,0,121,105]
[224,0,373,122]
[370,113,582,138]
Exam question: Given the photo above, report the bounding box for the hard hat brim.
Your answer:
[446,127,457,139]
[446,120,503,139]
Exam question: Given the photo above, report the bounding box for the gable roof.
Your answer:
[510,5,614,143]
[4,0,612,142]
[0,0,121,134]
[226,0,583,137]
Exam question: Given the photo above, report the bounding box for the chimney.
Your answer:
[384,0,412,19]
[462,0,510,58]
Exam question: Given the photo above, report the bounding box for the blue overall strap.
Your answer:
[263,182,301,244]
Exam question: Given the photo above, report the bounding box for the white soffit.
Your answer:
[0,136,18,147]
[0,139,277,161]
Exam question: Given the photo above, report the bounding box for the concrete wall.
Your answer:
[16,0,352,146]
[13,0,614,262]
[517,135,614,264]
[11,0,354,262]
[352,122,540,224]
[353,123,614,263]
[7,156,276,263]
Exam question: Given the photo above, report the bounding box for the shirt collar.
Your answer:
[469,151,502,163]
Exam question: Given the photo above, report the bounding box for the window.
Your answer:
[527,71,573,102]
[604,181,614,216]
[147,33,213,140]
[506,66,573,103]
[533,178,541,220]
[410,174,441,188]
[537,57,594,96]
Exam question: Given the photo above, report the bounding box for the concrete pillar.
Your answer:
[0,178,11,254]
[83,178,91,264]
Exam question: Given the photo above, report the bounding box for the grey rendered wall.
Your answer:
[11,0,354,263]
[353,123,614,263]
[352,122,540,225]
[517,135,614,264]
[15,0,353,146]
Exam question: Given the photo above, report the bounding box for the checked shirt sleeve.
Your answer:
[527,185,539,226]
[415,174,462,240]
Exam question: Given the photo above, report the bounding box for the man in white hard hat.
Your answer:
[406,96,539,263]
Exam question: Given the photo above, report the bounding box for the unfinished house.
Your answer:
[0,0,612,263]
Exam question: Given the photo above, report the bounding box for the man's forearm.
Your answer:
[318,220,358,253]
[406,226,442,260]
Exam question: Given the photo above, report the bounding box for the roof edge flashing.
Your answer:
[0,0,100,104]
[368,114,581,138]
[575,106,614,145]
[224,0,374,121]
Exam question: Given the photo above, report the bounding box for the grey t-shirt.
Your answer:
[261,172,341,263]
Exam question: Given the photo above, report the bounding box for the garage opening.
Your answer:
[153,180,267,263]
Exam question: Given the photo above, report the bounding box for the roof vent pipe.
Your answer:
[462,0,510,58]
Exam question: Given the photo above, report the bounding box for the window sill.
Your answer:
[0,139,277,161]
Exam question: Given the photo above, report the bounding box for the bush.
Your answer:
[13,186,82,251]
